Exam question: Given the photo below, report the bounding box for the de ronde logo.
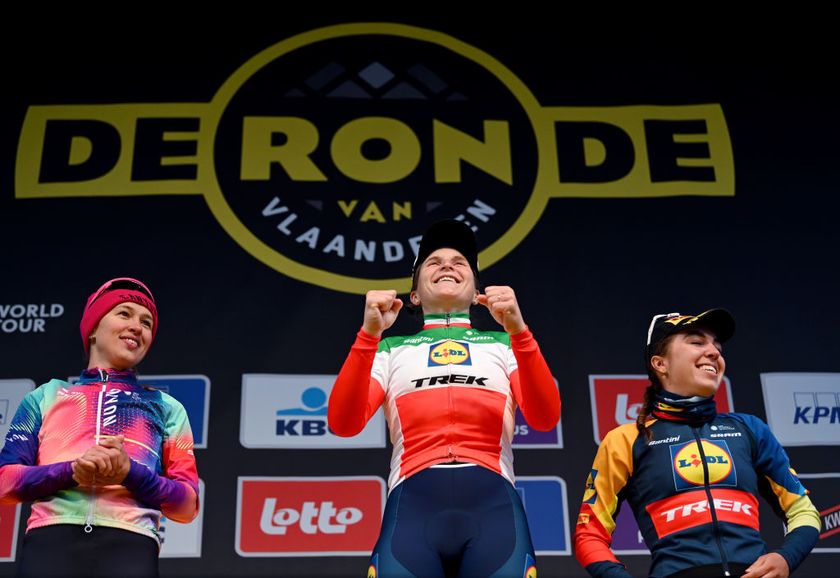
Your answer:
[16,23,734,293]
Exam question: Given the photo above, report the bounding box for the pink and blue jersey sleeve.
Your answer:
[0,387,77,503]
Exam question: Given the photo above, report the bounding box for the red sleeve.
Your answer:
[327,329,386,437]
[509,326,560,432]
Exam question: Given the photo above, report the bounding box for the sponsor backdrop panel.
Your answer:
[1,11,837,578]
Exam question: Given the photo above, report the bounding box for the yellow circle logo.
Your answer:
[429,340,471,365]
[203,23,548,294]
[674,440,733,485]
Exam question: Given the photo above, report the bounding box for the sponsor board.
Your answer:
[515,476,571,555]
[16,24,734,294]
[159,478,205,558]
[0,380,36,562]
[588,375,733,444]
[799,473,840,553]
[0,503,21,562]
[0,380,36,441]
[760,373,840,446]
[236,476,385,556]
[240,374,385,448]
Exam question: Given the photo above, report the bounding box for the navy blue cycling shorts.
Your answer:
[367,464,537,578]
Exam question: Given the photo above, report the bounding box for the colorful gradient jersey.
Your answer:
[329,313,560,492]
[573,412,821,578]
[0,368,199,545]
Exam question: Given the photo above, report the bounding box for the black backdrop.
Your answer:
[1,9,838,578]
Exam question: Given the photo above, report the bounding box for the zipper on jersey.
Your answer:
[85,370,109,533]
[444,313,456,460]
[693,427,731,576]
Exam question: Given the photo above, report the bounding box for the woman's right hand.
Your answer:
[362,290,403,338]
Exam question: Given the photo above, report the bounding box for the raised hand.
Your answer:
[477,285,526,335]
[362,290,404,338]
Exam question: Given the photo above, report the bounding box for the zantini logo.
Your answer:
[15,23,734,294]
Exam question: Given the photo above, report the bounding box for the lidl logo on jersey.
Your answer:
[236,476,385,556]
[761,373,840,446]
[240,374,386,448]
[159,479,205,558]
[68,374,211,448]
[670,439,736,490]
[588,375,734,444]
[428,340,471,366]
[514,477,571,555]
[798,473,840,552]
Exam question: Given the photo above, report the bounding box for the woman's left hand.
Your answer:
[477,286,526,334]
[741,552,790,578]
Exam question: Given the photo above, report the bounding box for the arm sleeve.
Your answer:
[508,326,560,432]
[0,391,77,503]
[327,328,386,437]
[574,426,637,578]
[738,414,821,571]
[123,398,199,523]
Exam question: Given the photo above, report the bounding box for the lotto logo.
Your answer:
[260,498,363,535]
[237,477,385,556]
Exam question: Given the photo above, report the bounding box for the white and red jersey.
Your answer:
[329,312,560,492]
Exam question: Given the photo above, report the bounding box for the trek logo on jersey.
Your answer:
[670,439,736,490]
[647,488,758,538]
[588,375,734,444]
[237,476,385,556]
[428,340,471,366]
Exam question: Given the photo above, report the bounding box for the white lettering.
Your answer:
[323,235,345,257]
[296,227,320,249]
[354,239,376,262]
[661,498,754,523]
[383,241,404,262]
[615,394,641,425]
[259,498,364,536]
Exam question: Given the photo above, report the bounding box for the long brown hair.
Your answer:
[636,334,677,440]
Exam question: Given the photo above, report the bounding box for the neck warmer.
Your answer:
[651,388,717,424]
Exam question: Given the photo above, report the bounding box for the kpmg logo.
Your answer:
[761,373,840,446]
[792,392,840,424]
[241,374,385,448]
[16,23,734,293]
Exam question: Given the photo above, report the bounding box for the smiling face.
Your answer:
[87,302,154,371]
[650,329,725,397]
[410,248,478,314]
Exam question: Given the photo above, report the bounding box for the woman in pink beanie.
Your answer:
[0,277,199,577]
